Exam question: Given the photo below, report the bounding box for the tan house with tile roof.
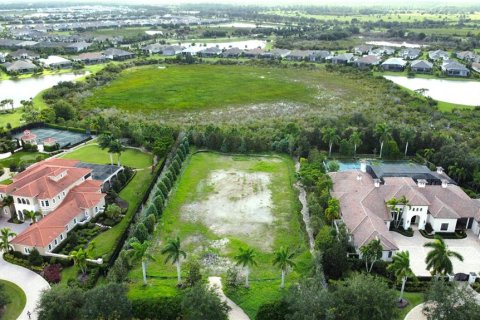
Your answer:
[0,158,107,255]
[329,163,480,261]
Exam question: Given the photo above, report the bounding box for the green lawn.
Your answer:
[399,291,424,319]
[0,111,23,129]
[128,152,310,318]
[89,168,158,260]
[61,144,153,169]
[83,64,318,113]
[0,280,26,320]
[0,151,49,168]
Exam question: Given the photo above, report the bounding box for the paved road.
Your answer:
[208,276,250,320]
[405,303,427,320]
[0,253,50,320]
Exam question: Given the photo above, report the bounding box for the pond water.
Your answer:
[178,39,266,50]
[365,41,425,48]
[384,76,480,106]
[0,72,87,109]
[211,22,282,28]
[145,30,163,35]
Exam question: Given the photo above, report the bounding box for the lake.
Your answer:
[384,76,480,106]
[366,41,425,48]
[0,72,87,109]
[211,22,282,28]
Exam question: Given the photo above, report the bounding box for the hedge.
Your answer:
[131,296,182,320]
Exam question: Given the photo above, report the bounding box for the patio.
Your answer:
[0,214,29,235]
[391,230,480,276]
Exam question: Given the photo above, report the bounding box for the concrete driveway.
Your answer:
[0,254,50,320]
[391,230,480,276]
[0,217,29,235]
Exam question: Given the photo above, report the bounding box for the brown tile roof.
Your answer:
[11,180,105,247]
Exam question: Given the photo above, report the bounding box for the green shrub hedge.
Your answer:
[131,296,182,320]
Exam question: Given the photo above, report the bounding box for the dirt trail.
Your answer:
[294,161,315,253]
[208,276,250,320]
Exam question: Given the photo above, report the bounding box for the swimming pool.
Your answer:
[326,160,413,172]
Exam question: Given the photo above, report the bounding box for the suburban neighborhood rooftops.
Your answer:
[381,57,407,66]
[442,60,469,72]
[2,60,37,72]
[39,55,71,66]
[368,162,455,184]
[411,60,433,69]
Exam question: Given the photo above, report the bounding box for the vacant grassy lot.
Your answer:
[84,64,318,112]
[128,152,310,318]
[0,280,26,320]
[0,151,48,168]
[61,144,153,169]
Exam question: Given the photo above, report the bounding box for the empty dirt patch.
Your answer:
[181,169,275,250]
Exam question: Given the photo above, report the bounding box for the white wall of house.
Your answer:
[37,175,91,213]
[13,196,38,219]
[427,216,457,233]
[382,250,395,262]
[471,220,480,236]
[402,205,428,230]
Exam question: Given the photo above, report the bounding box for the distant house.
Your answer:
[142,43,165,54]
[286,50,311,61]
[0,39,23,48]
[200,47,222,57]
[0,52,7,63]
[428,50,449,61]
[331,53,354,64]
[39,55,72,69]
[2,60,38,74]
[310,50,331,62]
[261,48,291,59]
[410,60,433,73]
[65,41,92,53]
[354,45,373,55]
[243,48,265,58]
[71,52,106,65]
[441,60,470,77]
[472,62,480,73]
[456,51,478,62]
[370,47,395,57]
[354,55,381,68]
[103,48,135,61]
[162,45,184,56]
[10,49,39,60]
[400,48,421,60]
[381,57,407,71]
[222,47,243,58]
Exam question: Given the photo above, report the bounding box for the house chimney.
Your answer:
[441,179,448,188]
[417,179,427,188]
[437,167,444,174]
[374,179,381,188]
[356,173,363,181]
[360,160,367,173]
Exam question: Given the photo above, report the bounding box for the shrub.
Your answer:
[256,299,290,320]
[28,248,44,266]
[105,204,122,220]
[163,176,172,190]
[153,195,164,212]
[226,267,241,289]
[43,264,62,283]
[145,204,157,218]
[143,214,156,234]
[157,181,169,198]
[133,223,149,243]
[131,296,181,320]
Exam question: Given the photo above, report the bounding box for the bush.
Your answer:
[226,267,241,289]
[143,214,156,234]
[28,248,44,266]
[256,299,290,320]
[133,223,149,243]
[131,296,182,320]
[145,204,157,218]
[43,264,62,283]
[153,195,164,212]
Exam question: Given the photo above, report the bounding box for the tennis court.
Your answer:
[14,127,90,148]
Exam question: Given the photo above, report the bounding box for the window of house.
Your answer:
[17,198,21,204]
[63,192,65,196]
[54,239,58,245]
[441,223,449,231]
[24,247,29,254]
[45,200,49,207]
[41,200,44,207]
[388,251,392,258]
[60,234,63,240]
[73,218,77,224]
[95,207,98,213]
[66,225,69,231]
[48,244,52,251]
[26,199,30,205]
[52,198,56,204]
[58,195,60,200]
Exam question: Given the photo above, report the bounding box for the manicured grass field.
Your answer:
[399,291,424,319]
[61,144,153,169]
[0,151,49,168]
[0,280,26,320]
[83,64,318,112]
[128,152,311,318]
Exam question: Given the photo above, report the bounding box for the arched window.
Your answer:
[17,198,21,204]
[26,199,30,205]
[21,199,26,204]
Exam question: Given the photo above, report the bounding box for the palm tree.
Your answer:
[70,248,88,276]
[349,130,362,157]
[129,241,155,285]
[324,198,340,224]
[234,247,257,288]
[108,139,125,167]
[25,210,42,224]
[360,239,383,272]
[272,247,296,289]
[423,148,435,161]
[375,123,391,158]
[0,228,16,252]
[322,127,340,157]
[424,235,464,276]
[448,163,467,184]
[386,197,401,228]
[387,251,416,302]
[161,236,186,283]
[98,133,114,165]
[400,127,415,157]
